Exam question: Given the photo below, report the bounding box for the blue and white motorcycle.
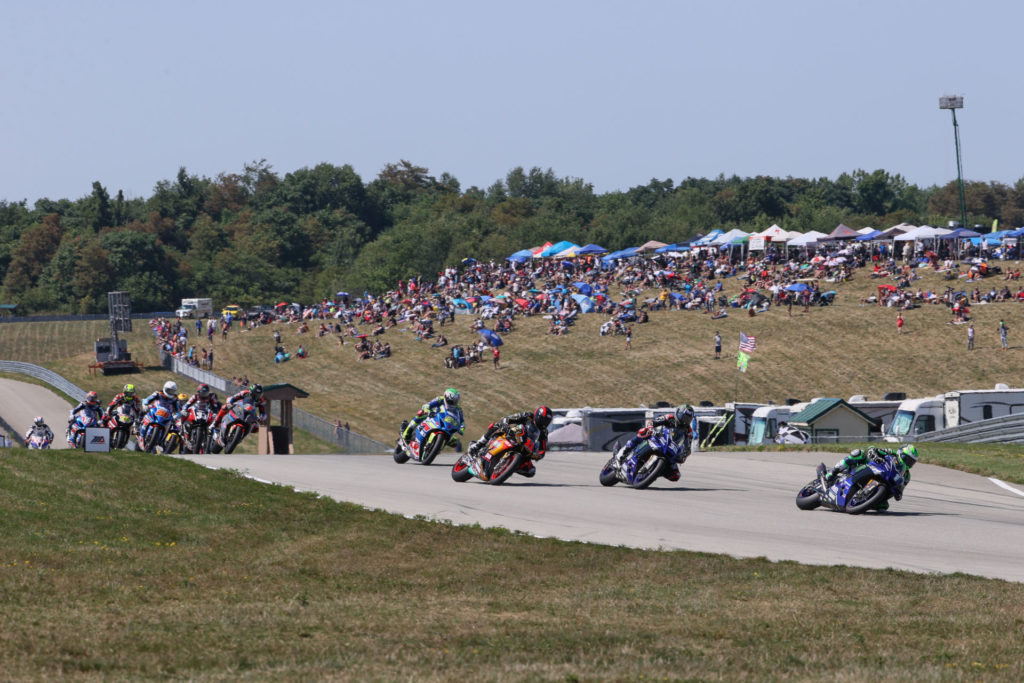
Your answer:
[599,427,682,490]
[395,405,465,465]
[795,456,905,514]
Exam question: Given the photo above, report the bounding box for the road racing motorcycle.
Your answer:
[394,405,465,465]
[451,424,534,485]
[104,403,138,450]
[139,400,180,454]
[181,403,215,454]
[27,429,53,449]
[209,401,260,454]
[599,427,682,489]
[68,411,101,449]
[795,455,905,514]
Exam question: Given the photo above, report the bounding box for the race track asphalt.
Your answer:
[181,448,1024,584]
[0,377,72,448]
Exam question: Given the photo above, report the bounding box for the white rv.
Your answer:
[886,385,1024,441]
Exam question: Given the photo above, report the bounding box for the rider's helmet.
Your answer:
[249,383,263,399]
[196,383,210,399]
[443,387,460,409]
[849,448,863,459]
[85,391,99,406]
[123,384,136,398]
[675,404,694,428]
[533,406,552,430]
[163,380,178,399]
[33,416,44,426]
[897,444,919,469]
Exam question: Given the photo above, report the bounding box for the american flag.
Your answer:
[739,332,757,353]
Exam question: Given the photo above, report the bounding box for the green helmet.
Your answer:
[898,444,919,469]
[443,388,460,408]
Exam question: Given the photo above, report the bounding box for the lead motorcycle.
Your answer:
[209,401,260,454]
[795,454,905,514]
[394,406,465,465]
[599,427,683,489]
[27,430,53,449]
[451,425,533,485]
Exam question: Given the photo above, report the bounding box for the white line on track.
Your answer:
[989,477,1024,497]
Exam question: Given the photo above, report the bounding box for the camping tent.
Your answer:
[570,293,596,313]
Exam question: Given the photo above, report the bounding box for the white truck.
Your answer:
[885,385,1024,441]
[175,298,213,319]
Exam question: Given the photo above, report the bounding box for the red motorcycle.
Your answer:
[181,404,215,454]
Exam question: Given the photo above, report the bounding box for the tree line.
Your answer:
[1,160,1022,313]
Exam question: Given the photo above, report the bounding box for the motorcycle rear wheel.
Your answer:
[630,456,666,490]
[451,457,472,482]
[845,482,888,515]
[795,482,822,510]
[599,457,619,486]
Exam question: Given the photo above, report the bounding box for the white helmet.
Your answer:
[33,416,44,426]
[163,380,178,398]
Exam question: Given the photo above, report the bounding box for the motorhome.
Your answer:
[748,402,810,445]
[847,394,904,436]
[886,385,1024,441]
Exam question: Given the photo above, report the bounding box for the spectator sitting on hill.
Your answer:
[296,345,307,359]
[431,334,448,348]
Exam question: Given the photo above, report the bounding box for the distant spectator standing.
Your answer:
[999,320,1009,350]
[896,312,904,335]
[195,318,202,335]
[967,323,975,351]
[625,326,632,350]
[208,347,214,370]
[714,331,722,359]
[492,346,500,369]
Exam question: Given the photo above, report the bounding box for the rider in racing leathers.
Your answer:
[106,383,143,423]
[616,405,695,482]
[467,406,552,478]
[826,444,919,510]
[212,383,267,437]
[402,388,462,443]
[25,416,54,444]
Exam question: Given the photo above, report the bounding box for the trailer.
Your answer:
[886,385,1024,441]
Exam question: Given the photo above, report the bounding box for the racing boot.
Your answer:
[875,500,890,512]
[663,462,681,482]
[516,460,537,478]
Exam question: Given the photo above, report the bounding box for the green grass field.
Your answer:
[3,266,1024,678]
[1,448,1022,681]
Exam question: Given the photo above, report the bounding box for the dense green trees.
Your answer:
[1,161,1021,314]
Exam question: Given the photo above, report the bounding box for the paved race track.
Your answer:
[182,449,1024,584]
[0,378,72,448]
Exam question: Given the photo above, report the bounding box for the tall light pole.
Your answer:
[939,95,967,229]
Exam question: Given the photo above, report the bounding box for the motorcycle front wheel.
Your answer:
[451,456,473,482]
[599,457,619,487]
[223,425,243,454]
[419,432,444,465]
[143,426,162,453]
[795,481,822,510]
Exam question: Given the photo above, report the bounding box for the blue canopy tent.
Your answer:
[576,243,608,255]
[478,329,503,347]
[855,229,884,241]
[692,229,723,246]
[506,248,534,263]
[655,243,679,253]
[570,293,596,313]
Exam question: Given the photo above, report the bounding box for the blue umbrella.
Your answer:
[786,283,810,292]
[478,329,503,346]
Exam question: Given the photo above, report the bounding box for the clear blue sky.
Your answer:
[2,0,1020,204]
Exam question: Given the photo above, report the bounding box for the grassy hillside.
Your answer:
[1,448,1022,680]
[1,264,1021,443]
